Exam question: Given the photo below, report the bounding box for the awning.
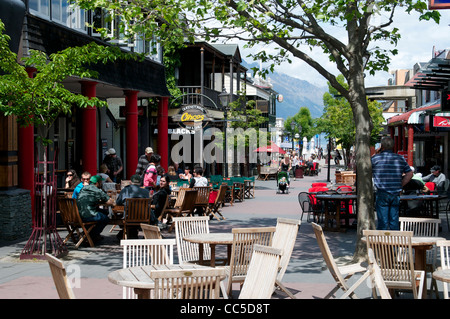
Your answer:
[406,58,450,91]
[253,142,286,154]
[387,102,440,126]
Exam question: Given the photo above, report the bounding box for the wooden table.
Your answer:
[184,233,234,267]
[315,194,357,232]
[432,268,450,284]
[400,194,447,218]
[108,264,211,299]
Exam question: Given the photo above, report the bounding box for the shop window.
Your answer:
[29,0,50,18]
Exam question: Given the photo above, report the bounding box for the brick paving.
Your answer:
[0,159,447,300]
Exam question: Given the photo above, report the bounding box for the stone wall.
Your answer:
[0,189,32,241]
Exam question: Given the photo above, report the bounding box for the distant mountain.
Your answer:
[242,60,327,119]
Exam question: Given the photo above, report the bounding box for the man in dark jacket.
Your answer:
[116,174,150,239]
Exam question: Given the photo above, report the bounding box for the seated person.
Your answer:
[72,171,91,199]
[189,167,208,188]
[64,169,81,189]
[76,175,113,242]
[179,166,192,181]
[152,175,171,227]
[116,174,150,239]
[422,165,447,192]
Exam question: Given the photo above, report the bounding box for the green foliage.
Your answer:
[317,74,384,148]
[284,107,314,141]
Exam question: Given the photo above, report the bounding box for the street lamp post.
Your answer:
[219,88,230,177]
[290,121,295,152]
[298,124,302,155]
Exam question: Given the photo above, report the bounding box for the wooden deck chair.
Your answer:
[150,268,226,299]
[162,189,198,232]
[123,198,153,239]
[225,226,276,297]
[312,223,367,299]
[140,223,162,239]
[243,176,255,199]
[173,216,211,265]
[206,183,227,220]
[272,218,301,299]
[121,238,175,299]
[231,177,245,203]
[192,186,211,215]
[239,245,283,299]
[436,240,450,299]
[45,253,76,299]
[58,198,97,248]
[400,217,440,298]
[367,248,392,299]
[363,230,425,299]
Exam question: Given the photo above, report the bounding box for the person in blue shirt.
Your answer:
[72,171,91,199]
[372,137,413,230]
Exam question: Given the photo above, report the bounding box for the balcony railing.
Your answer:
[178,86,238,110]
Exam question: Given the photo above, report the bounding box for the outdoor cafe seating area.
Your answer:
[56,174,257,247]
[45,169,450,300]
[47,215,302,299]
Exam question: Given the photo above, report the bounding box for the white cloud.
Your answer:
[237,7,450,88]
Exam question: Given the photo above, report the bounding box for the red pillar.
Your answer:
[80,81,98,175]
[407,125,414,166]
[19,67,36,217]
[158,97,169,171]
[124,90,139,179]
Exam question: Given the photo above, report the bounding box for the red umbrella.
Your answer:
[253,142,286,154]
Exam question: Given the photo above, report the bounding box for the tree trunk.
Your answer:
[348,74,376,262]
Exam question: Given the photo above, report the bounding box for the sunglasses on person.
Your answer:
[67,174,73,177]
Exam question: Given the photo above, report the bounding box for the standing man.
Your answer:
[135,147,153,182]
[76,175,113,242]
[103,148,123,183]
[372,137,413,230]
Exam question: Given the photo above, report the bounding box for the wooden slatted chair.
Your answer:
[239,245,282,299]
[399,217,440,297]
[368,248,392,299]
[162,189,198,232]
[206,183,227,220]
[123,198,153,239]
[173,216,211,265]
[312,223,367,299]
[58,198,97,248]
[150,268,226,299]
[271,218,301,299]
[363,229,425,299]
[121,238,175,299]
[437,240,450,299]
[225,226,276,298]
[140,223,162,239]
[192,186,211,215]
[45,253,76,299]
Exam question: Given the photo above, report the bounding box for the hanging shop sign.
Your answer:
[172,104,213,130]
[429,0,450,9]
[433,115,450,128]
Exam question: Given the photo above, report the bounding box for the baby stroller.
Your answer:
[276,171,289,194]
